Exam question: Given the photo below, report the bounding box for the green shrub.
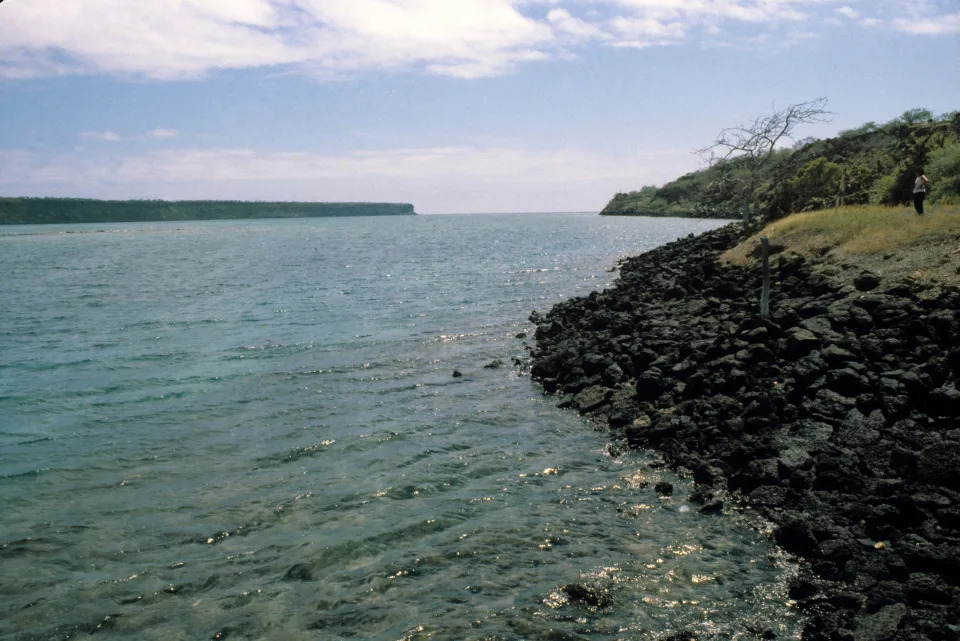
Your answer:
[926,142,960,203]
[869,175,898,205]
[789,157,843,210]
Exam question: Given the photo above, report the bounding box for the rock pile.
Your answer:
[529,223,960,640]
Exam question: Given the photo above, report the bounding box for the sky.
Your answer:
[0,1,958,214]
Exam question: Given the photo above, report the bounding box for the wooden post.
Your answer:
[837,168,846,208]
[742,202,754,233]
[760,236,770,320]
[840,168,846,207]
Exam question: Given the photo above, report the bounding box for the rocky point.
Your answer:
[529,223,960,641]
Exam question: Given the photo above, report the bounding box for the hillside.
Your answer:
[0,198,416,225]
[602,109,960,224]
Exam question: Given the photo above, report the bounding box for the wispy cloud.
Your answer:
[608,0,806,23]
[547,8,607,42]
[0,1,956,80]
[148,128,180,139]
[5,146,657,183]
[835,7,860,20]
[80,131,122,142]
[0,145,696,213]
[0,0,551,80]
[893,12,960,35]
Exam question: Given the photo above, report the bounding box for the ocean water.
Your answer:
[0,213,802,641]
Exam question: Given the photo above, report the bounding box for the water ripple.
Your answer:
[0,215,800,640]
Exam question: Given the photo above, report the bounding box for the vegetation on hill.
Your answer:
[0,198,416,225]
[602,108,960,224]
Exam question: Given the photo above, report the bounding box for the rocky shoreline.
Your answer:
[528,223,960,641]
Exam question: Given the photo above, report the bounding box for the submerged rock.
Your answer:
[284,563,313,581]
[654,481,674,496]
[561,582,614,610]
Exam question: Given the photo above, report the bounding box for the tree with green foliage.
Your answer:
[895,108,934,125]
[789,157,843,210]
[926,142,960,204]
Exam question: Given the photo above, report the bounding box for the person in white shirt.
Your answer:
[913,169,930,215]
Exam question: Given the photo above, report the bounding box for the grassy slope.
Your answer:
[723,203,960,297]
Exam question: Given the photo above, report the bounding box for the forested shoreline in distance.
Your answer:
[0,198,416,224]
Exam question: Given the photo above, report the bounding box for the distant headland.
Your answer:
[0,197,416,225]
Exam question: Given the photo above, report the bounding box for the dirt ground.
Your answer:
[726,228,960,301]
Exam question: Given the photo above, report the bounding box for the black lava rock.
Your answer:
[527,222,960,640]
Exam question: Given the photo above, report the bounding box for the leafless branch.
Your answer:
[696,97,832,166]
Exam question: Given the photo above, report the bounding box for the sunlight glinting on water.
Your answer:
[0,214,801,640]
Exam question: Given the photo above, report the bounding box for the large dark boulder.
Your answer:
[572,386,611,413]
[915,442,960,489]
[775,519,819,556]
[854,271,881,291]
[786,327,821,356]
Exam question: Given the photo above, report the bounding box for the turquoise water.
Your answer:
[0,214,802,640]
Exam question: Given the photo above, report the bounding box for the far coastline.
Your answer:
[0,197,416,225]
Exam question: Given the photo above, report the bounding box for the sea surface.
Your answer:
[0,213,803,641]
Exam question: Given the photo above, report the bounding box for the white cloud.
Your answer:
[608,0,805,23]
[611,15,685,43]
[893,12,960,35]
[1,1,955,81]
[148,129,180,139]
[0,145,696,213]
[0,0,552,80]
[50,146,652,183]
[300,0,555,78]
[547,8,606,41]
[0,1,299,80]
[80,131,122,142]
[835,7,859,20]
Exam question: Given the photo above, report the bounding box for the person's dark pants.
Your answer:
[914,192,925,215]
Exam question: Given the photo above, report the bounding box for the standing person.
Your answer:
[913,169,930,215]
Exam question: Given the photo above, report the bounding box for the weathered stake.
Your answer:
[760,236,770,320]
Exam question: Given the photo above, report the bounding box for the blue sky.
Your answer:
[0,1,958,214]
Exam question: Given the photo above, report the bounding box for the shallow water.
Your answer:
[0,214,802,640]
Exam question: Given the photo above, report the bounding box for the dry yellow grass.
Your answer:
[725,204,960,263]
[722,203,960,295]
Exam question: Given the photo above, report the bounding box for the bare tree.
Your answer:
[697,97,832,165]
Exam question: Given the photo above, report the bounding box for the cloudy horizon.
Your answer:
[1,0,958,213]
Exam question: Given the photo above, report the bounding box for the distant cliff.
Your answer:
[0,198,416,224]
